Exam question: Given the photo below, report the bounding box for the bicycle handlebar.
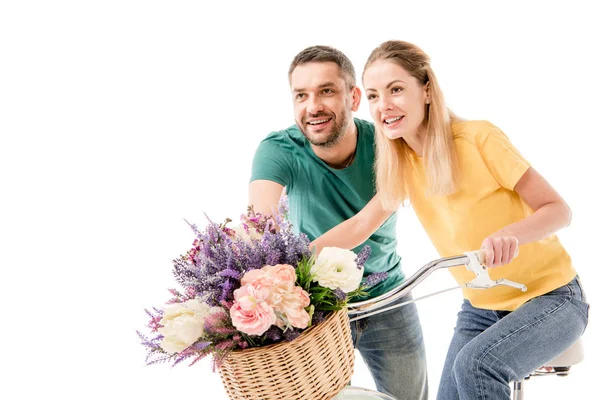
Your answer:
[348,250,526,320]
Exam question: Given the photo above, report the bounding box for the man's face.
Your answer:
[290,62,359,148]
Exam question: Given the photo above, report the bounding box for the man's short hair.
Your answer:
[288,45,356,88]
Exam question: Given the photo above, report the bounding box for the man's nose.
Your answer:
[307,95,324,115]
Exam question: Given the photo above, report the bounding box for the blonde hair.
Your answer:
[363,40,459,210]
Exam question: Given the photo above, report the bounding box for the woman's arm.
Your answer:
[482,167,572,267]
[310,193,394,254]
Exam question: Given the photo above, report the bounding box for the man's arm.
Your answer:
[310,193,393,254]
[248,179,285,216]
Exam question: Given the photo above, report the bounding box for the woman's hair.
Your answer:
[363,40,459,210]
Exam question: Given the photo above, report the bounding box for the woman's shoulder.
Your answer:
[451,119,504,145]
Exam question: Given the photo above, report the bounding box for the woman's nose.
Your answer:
[378,96,393,112]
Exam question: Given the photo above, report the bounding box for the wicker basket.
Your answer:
[218,309,354,400]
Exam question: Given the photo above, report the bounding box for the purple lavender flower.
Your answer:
[215,340,236,350]
[172,204,314,309]
[356,245,372,267]
[136,330,163,352]
[270,194,292,232]
[283,328,300,342]
[219,268,242,280]
[172,219,247,307]
[311,311,326,325]
[365,271,388,287]
[190,341,212,351]
[203,308,236,335]
[333,289,347,301]
[218,279,234,303]
[263,326,283,342]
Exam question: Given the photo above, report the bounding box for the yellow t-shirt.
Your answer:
[409,120,576,311]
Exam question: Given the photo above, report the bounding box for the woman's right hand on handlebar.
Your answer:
[481,234,519,268]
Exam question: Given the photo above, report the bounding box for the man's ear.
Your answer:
[351,86,361,112]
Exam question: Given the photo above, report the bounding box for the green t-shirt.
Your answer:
[250,118,403,299]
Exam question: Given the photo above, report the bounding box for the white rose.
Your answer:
[233,224,263,242]
[158,298,211,354]
[310,247,364,293]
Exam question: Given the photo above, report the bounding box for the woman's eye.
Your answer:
[391,86,403,93]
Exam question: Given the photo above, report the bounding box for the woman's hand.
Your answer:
[310,193,394,254]
[481,235,519,268]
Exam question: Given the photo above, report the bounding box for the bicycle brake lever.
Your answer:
[463,251,527,292]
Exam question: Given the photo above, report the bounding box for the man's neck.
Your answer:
[312,121,358,169]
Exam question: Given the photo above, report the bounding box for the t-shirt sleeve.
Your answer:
[478,124,531,190]
[250,136,293,187]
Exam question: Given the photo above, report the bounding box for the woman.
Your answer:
[312,40,589,399]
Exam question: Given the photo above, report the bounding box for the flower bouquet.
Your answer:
[137,197,386,400]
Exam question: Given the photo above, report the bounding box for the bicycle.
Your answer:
[334,250,583,400]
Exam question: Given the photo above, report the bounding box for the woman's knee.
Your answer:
[452,344,516,385]
[452,346,479,381]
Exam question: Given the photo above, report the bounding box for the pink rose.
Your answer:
[241,264,297,291]
[264,264,297,287]
[230,284,276,336]
[274,286,311,329]
[237,264,309,331]
[241,268,273,290]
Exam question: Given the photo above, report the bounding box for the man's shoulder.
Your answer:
[265,123,302,139]
[354,118,375,135]
[259,124,305,148]
[251,125,302,185]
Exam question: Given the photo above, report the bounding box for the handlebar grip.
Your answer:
[474,249,487,265]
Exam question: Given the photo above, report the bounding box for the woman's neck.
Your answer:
[403,124,427,157]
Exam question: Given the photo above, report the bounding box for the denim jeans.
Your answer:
[437,276,589,400]
[351,294,428,400]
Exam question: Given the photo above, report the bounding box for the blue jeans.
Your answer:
[437,276,589,400]
[351,294,428,400]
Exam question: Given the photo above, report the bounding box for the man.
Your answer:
[248,45,428,400]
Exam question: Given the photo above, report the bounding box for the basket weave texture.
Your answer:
[218,309,354,400]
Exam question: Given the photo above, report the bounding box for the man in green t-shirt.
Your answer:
[248,45,427,400]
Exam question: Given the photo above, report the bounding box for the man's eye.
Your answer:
[295,93,306,100]
[322,88,334,94]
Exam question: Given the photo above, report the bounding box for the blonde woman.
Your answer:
[312,40,589,400]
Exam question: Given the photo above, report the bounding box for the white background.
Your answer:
[1,1,598,399]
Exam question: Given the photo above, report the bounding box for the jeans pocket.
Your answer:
[582,302,590,332]
[570,276,590,332]
[575,275,588,302]
[545,281,573,299]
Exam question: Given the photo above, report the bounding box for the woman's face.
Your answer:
[363,60,429,141]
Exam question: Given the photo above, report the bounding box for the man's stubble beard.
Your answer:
[298,108,352,149]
